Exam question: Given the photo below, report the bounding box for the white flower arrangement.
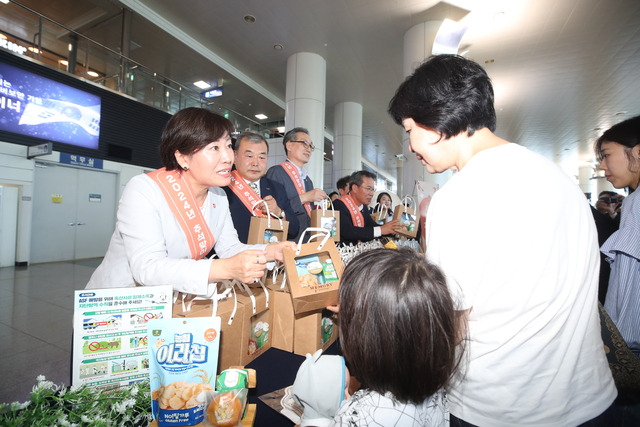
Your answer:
[0,376,152,426]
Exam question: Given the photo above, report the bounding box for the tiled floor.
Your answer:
[0,258,102,405]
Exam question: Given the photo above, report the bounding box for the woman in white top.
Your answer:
[86,107,294,295]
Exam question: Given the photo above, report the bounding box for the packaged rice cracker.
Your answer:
[148,317,221,426]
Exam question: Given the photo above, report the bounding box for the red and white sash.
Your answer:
[147,168,215,259]
[280,161,311,215]
[340,194,365,227]
[228,170,265,217]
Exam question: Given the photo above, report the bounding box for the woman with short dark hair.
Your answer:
[86,107,294,294]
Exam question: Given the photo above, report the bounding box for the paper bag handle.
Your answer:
[371,202,387,221]
[401,195,416,212]
[319,198,335,215]
[296,227,332,254]
[251,199,284,229]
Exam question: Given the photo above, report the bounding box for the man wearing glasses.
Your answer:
[266,127,328,241]
[332,170,402,245]
[223,131,299,243]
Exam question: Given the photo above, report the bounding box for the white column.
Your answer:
[333,102,362,188]
[400,21,456,198]
[285,52,326,189]
[578,165,595,199]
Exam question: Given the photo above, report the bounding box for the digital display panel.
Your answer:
[0,61,101,149]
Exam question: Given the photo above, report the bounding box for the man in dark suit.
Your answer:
[332,170,402,245]
[223,132,299,243]
[265,127,327,241]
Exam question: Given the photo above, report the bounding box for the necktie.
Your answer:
[249,181,259,196]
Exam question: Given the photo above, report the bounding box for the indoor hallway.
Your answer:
[0,258,102,405]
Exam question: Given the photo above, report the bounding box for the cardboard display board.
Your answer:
[72,285,173,388]
[283,228,344,314]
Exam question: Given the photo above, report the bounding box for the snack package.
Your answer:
[206,389,248,427]
[205,368,250,427]
[148,317,222,426]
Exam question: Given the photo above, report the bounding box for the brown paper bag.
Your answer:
[310,199,340,242]
[172,292,246,372]
[235,285,273,365]
[270,289,295,352]
[369,202,389,225]
[247,200,289,244]
[393,196,418,238]
[283,227,344,314]
[293,308,339,356]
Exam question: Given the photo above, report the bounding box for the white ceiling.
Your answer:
[2,0,640,181]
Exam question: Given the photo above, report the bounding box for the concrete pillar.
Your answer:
[285,52,326,189]
[578,165,595,199]
[333,102,362,188]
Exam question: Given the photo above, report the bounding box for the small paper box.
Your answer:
[393,197,417,238]
[247,204,289,245]
[236,286,273,366]
[310,200,340,242]
[293,308,339,356]
[283,228,344,314]
[172,294,246,372]
[270,289,295,352]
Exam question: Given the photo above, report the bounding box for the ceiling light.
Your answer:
[273,44,283,51]
[193,80,211,89]
[87,70,99,77]
[255,114,268,120]
[0,34,7,40]
[27,47,40,54]
[59,59,68,66]
[244,15,256,23]
[0,0,9,4]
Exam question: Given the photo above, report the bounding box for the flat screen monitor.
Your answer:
[0,60,101,149]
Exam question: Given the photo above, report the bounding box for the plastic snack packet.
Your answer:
[148,317,222,426]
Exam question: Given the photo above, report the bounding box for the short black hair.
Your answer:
[348,170,376,191]
[282,127,310,156]
[235,131,269,153]
[159,107,234,170]
[336,175,350,191]
[339,248,462,404]
[388,54,496,140]
[594,115,640,162]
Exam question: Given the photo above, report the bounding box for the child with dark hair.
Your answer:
[293,248,461,426]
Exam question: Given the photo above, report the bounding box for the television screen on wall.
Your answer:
[0,61,101,149]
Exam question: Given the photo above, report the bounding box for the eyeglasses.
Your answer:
[358,185,375,193]
[290,140,316,150]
